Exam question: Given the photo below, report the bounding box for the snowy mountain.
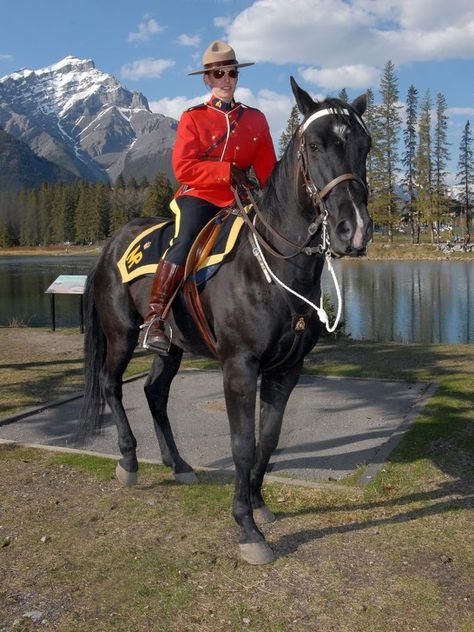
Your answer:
[0,56,177,185]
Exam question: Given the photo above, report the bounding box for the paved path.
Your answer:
[0,370,436,486]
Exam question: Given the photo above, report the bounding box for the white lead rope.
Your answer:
[249,218,342,333]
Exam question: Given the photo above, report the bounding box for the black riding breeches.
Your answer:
[163,195,222,266]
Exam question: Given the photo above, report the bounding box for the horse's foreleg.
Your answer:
[251,363,303,523]
[144,348,197,484]
[103,333,139,486]
[223,357,274,565]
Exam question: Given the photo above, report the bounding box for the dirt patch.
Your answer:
[2,328,84,357]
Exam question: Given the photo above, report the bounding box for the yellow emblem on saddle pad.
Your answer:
[117,222,170,282]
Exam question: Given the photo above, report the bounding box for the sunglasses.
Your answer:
[210,68,239,80]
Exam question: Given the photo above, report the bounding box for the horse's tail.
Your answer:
[76,265,106,442]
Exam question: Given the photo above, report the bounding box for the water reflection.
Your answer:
[0,255,95,328]
[324,260,473,344]
[0,255,472,343]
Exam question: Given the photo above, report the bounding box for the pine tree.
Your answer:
[142,173,174,218]
[415,90,433,241]
[51,183,67,244]
[402,84,418,243]
[338,88,348,103]
[456,120,474,240]
[433,93,450,243]
[110,175,129,232]
[278,104,301,157]
[94,182,112,239]
[371,60,402,241]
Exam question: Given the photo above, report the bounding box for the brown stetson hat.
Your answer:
[188,40,254,75]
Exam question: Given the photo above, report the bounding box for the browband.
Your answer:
[301,107,369,136]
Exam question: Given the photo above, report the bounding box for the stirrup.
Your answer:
[139,316,173,353]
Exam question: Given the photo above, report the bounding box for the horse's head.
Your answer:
[291,77,373,257]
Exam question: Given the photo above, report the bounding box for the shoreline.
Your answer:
[0,243,472,261]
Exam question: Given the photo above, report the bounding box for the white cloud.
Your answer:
[0,54,13,61]
[448,107,474,116]
[121,58,175,80]
[214,16,232,29]
[149,94,209,119]
[300,64,380,90]
[128,18,164,43]
[177,34,201,47]
[221,0,474,89]
[150,85,293,145]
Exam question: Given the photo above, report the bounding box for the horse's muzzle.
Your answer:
[332,216,373,257]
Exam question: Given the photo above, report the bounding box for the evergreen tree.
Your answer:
[37,183,54,245]
[125,175,144,219]
[337,88,348,103]
[456,120,474,240]
[110,174,129,232]
[433,93,450,242]
[51,183,66,244]
[19,190,39,246]
[74,181,99,243]
[371,61,402,241]
[415,90,433,240]
[94,181,112,239]
[142,173,174,218]
[402,84,418,243]
[278,104,301,157]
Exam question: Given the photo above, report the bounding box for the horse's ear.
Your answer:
[351,94,367,117]
[290,76,316,116]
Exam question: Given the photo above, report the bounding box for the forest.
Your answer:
[0,60,472,247]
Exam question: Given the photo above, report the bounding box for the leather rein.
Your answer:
[233,106,368,260]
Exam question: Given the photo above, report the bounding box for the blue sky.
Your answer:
[2,0,474,179]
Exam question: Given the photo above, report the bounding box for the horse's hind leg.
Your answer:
[103,329,141,486]
[251,363,303,524]
[145,347,198,484]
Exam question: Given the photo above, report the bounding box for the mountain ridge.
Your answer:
[0,55,178,188]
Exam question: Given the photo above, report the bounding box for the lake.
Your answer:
[0,255,472,344]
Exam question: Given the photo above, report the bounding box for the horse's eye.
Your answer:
[309,143,319,153]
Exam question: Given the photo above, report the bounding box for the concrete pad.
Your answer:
[0,370,436,485]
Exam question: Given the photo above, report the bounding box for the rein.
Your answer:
[232,105,368,335]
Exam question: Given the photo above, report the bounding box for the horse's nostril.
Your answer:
[336,220,352,241]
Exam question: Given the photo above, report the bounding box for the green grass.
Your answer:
[1,332,472,630]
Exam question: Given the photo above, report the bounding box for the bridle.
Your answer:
[234,105,369,260]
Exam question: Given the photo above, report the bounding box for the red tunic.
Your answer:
[172,98,277,207]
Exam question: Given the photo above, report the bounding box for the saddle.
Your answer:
[182,208,233,355]
[117,206,248,355]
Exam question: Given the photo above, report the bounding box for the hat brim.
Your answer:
[188,62,254,76]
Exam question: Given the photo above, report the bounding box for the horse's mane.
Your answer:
[262,97,356,212]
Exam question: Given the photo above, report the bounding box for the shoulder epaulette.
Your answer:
[186,103,207,112]
[239,103,260,112]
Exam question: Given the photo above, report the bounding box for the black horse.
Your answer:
[78,78,372,565]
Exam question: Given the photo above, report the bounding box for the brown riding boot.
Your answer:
[141,260,185,353]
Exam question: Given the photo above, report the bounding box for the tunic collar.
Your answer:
[208,96,237,112]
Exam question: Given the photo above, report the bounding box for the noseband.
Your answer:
[234,105,369,260]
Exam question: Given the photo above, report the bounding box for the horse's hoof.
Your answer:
[115,463,137,487]
[239,542,274,565]
[174,471,198,484]
[253,506,276,524]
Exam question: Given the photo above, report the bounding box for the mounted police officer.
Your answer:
[141,40,277,352]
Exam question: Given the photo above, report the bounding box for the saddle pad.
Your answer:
[117,214,245,284]
[117,220,174,282]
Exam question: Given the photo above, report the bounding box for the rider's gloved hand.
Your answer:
[230,165,250,189]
